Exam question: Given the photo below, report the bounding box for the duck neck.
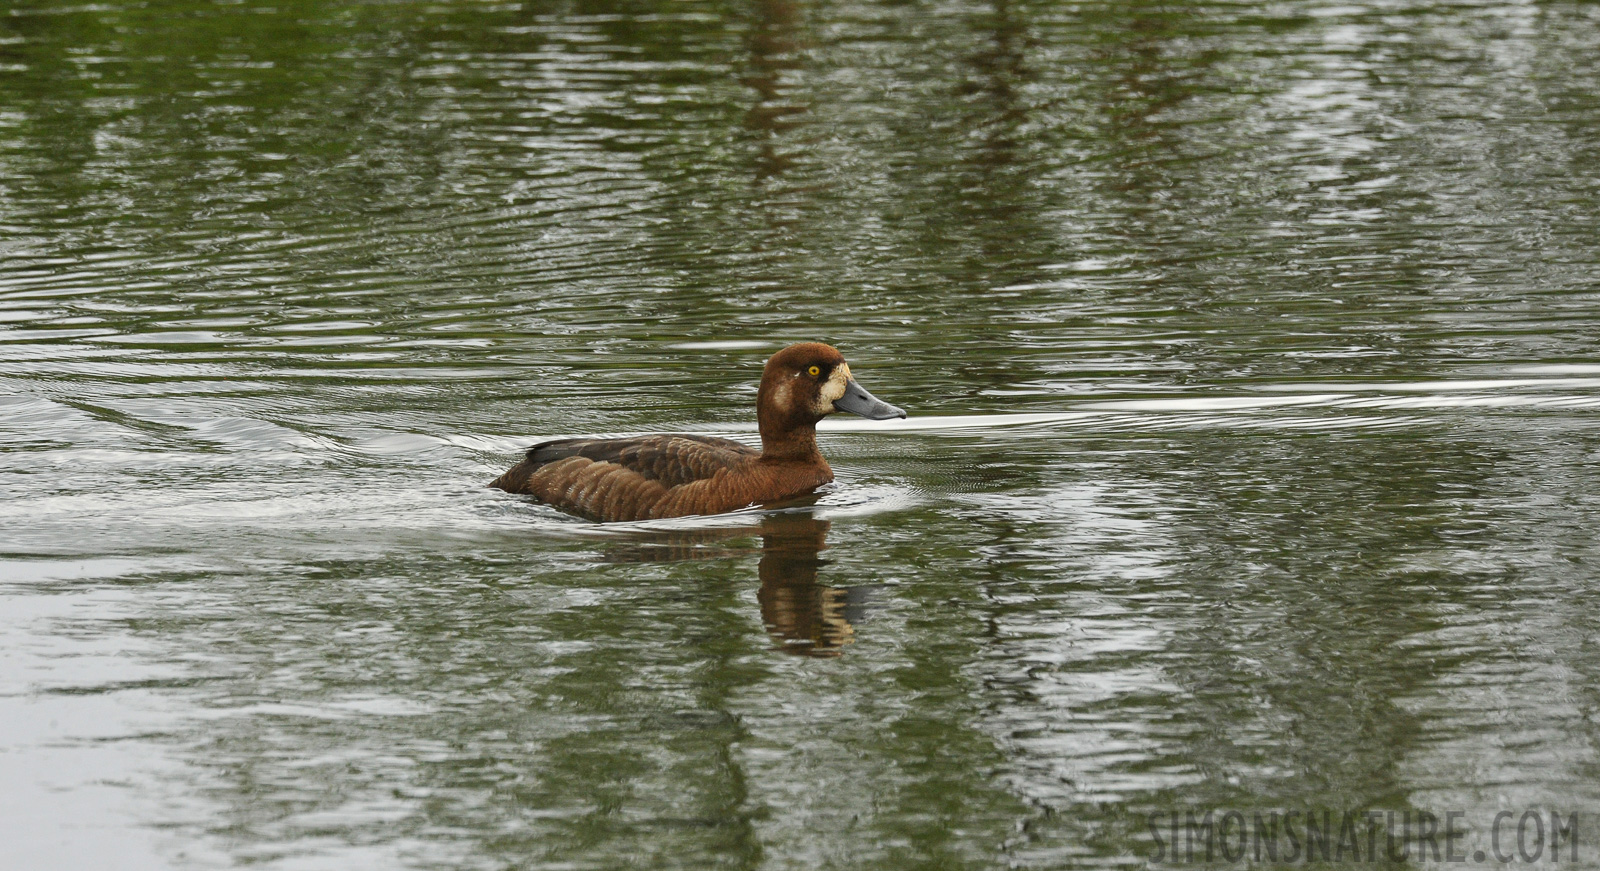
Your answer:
[756,377,825,461]
[759,418,823,462]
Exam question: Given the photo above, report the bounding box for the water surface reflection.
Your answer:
[6,0,1600,867]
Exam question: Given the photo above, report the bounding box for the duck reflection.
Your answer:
[754,513,865,657]
[601,511,863,657]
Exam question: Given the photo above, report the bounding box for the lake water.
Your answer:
[4,0,1600,868]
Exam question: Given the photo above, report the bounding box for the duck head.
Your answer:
[757,342,905,457]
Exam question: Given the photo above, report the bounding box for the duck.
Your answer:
[490,342,906,522]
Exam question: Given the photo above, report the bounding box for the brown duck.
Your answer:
[490,343,906,522]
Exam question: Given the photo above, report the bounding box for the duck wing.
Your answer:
[524,434,756,489]
[489,434,760,521]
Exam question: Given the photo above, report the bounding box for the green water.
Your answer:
[4,0,1600,868]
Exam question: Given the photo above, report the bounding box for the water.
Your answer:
[4,0,1600,867]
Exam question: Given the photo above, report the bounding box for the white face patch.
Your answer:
[815,363,850,414]
[772,379,794,411]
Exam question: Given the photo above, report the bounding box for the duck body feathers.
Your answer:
[490,434,830,523]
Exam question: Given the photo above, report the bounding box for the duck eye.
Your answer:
[807,365,821,377]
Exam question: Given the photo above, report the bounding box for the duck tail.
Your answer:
[488,458,538,493]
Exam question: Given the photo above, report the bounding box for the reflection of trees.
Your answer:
[741,0,808,183]
[970,430,1509,858]
[1084,1,1215,202]
[0,1,454,326]
[137,506,876,867]
[955,0,1036,183]
[895,0,1058,290]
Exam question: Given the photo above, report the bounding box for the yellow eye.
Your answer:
[807,365,821,377]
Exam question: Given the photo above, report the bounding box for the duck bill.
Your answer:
[834,379,907,420]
